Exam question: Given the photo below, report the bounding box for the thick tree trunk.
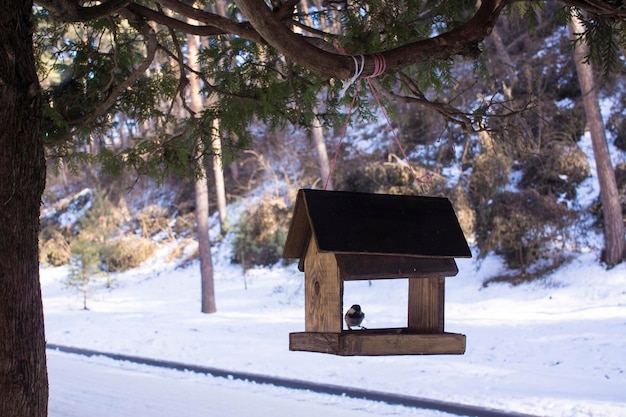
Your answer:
[0,1,49,416]
[570,15,625,266]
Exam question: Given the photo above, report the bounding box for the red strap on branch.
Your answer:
[324,44,432,192]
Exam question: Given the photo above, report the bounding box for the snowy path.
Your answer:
[47,350,455,417]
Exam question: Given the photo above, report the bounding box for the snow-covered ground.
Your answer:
[47,351,456,417]
[42,236,626,417]
[41,124,626,416]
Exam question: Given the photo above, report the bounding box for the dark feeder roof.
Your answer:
[283,189,472,263]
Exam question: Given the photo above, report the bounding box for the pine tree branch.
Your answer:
[233,0,510,79]
[45,14,158,145]
[37,0,626,81]
[151,0,263,41]
[233,0,353,78]
[556,0,626,18]
[37,0,131,21]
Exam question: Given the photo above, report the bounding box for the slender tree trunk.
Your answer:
[188,32,217,313]
[194,161,217,313]
[570,14,625,266]
[212,120,228,234]
[294,5,334,190]
[0,1,49,415]
[229,161,240,183]
[311,115,333,190]
[212,2,228,234]
[487,25,517,100]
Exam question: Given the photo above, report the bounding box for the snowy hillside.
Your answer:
[41,207,626,417]
[39,115,626,417]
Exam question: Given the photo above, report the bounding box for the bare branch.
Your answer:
[369,73,532,135]
[38,0,131,21]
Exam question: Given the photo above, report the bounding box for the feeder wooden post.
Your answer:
[408,277,445,333]
[304,236,343,333]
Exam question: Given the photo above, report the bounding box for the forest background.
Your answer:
[39,2,625,288]
[2,1,626,416]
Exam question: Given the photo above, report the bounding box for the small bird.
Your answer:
[345,304,365,330]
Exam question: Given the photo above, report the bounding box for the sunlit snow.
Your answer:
[42,225,626,416]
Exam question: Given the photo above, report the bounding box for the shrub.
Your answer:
[475,190,576,275]
[40,229,72,266]
[468,152,511,206]
[173,212,196,237]
[101,236,157,272]
[68,230,105,310]
[520,141,589,199]
[448,185,476,239]
[233,196,291,270]
[136,204,173,239]
[334,157,435,195]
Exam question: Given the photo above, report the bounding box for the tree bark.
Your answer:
[188,32,217,313]
[311,115,333,190]
[211,121,228,234]
[194,165,217,313]
[0,0,49,416]
[570,14,625,266]
[212,0,228,235]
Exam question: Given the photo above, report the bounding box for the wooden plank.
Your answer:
[282,190,312,259]
[303,236,343,333]
[408,277,444,333]
[337,255,458,280]
[289,330,466,356]
[289,332,341,354]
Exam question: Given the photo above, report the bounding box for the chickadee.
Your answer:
[345,304,365,330]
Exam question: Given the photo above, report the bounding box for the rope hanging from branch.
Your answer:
[324,44,433,193]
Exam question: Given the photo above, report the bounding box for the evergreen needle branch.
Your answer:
[131,1,263,41]
[37,0,132,21]
[44,15,158,146]
[37,0,626,82]
[557,0,626,18]
[97,18,120,95]
[152,42,265,107]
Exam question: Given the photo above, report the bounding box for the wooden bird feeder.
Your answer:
[283,189,472,356]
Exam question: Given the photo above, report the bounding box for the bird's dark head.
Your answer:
[350,304,361,313]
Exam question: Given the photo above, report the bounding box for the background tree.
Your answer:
[2,1,626,416]
[188,30,217,314]
[570,10,625,266]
